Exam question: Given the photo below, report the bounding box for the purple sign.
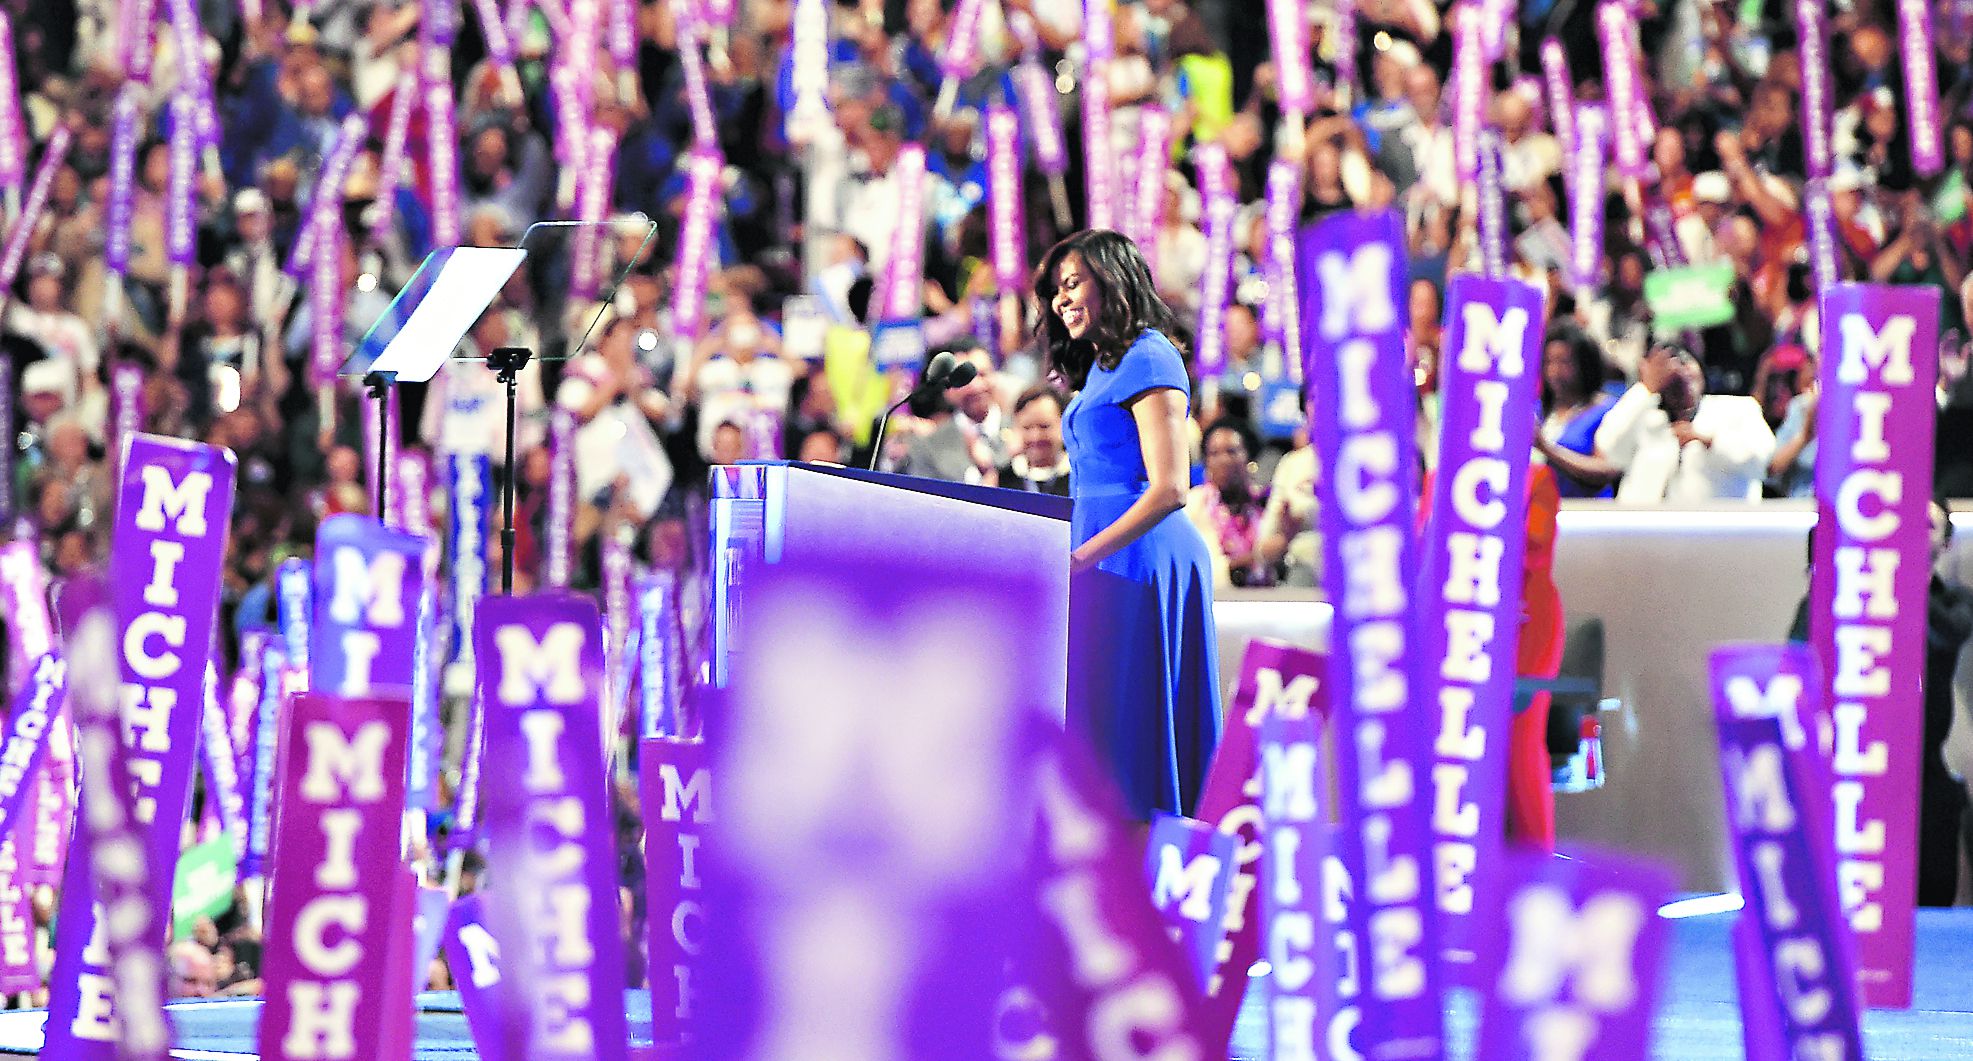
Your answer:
[0,126,72,291]
[1896,0,1942,176]
[1477,131,1508,276]
[474,0,517,68]
[1541,39,1576,179]
[669,148,725,341]
[198,662,248,860]
[1452,3,1484,182]
[938,0,988,81]
[49,577,171,1061]
[1264,159,1304,383]
[0,362,10,519]
[986,104,1026,296]
[641,736,710,1045]
[312,514,430,697]
[1082,69,1117,231]
[602,530,634,750]
[109,361,146,481]
[257,692,413,1061]
[0,835,34,994]
[1194,146,1238,379]
[1794,0,1835,180]
[1299,209,1446,1059]
[1709,645,1865,1057]
[545,408,577,589]
[1082,0,1114,61]
[636,573,682,738]
[241,639,290,878]
[1268,0,1315,114]
[1131,105,1173,261]
[1597,3,1646,178]
[277,555,314,679]
[1014,59,1068,177]
[879,143,931,326]
[0,656,64,845]
[1334,0,1359,95]
[569,126,620,300]
[0,539,54,691]
[1810,282,1939,1008]
[45,435,236,1058]
[1569,105,1609,293]
[1195,640,1326,1050]
[166,94,199,266]
[1474,848,1674,1060]
[677,29,717,148]
[1421,275,1544,982]
[442,894,513,1061]
[0,14,23,185]
[1805,178,1840,291]
[105,85,142,277]
[308,217,347,388]
[1146,814,1237,989]
[407,585,442,811]
[425,49,462,248]
[474,593,629,1059]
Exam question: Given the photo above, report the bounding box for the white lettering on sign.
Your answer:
[494,623,588,706]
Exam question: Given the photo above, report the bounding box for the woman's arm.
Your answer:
[1534,433,1624,490]
[1071,388,1191,574]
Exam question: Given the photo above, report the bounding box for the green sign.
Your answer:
[172,836,238,939]
[1644,262,1738,332]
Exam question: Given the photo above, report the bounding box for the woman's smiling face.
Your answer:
[1053,253,1095,340]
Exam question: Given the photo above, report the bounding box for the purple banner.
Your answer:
[1195,640,1326,1051]
[1709,645,1865,1056]
[19,764,68,891]
[407,585,442,811]
[986,104,1026,295]
[257,692,413,1061]
[607,0,637,72]
[1474,848,1674,1060]
[312,514,429,696]
[1805,178,1840,291]
[0,539,54,693]
[445,453,492,668]
[0,14,23,186]
[1477,131,1508,277]
[105,85,142,277]
[1131,104,1174,259]
[602,529,633,750]
[678,28,717,147]
[0,835,34,994]
[1597,3,1645,178]
[442,895,512,1061]
[45,435,236,1058]
[369,68,419,256]
[879,142,930,325]
[0,655,65,841]
[391,449,436,539]
[198,662,248,861]
[1569,105,1609,293]
[1896,0,1942,176]
[1452,3,1484,182]
[641,736,709,1044]
[474,593,630,1060]
[277,555,314,679]
[939,0,988,81]
[0,127,72,291]
[1334,0,1359,97]
[308,217,347,389]
[1081,69,1117,231]
[1083,0,1115,61]
[241,641,289,879]
[1809,282,1939,1008]
[1146,814,1237,989]
[1541,40,1576,174]
[424,49,462,248]
[1268,0,1316,114]
[636,574,681,738]
[545,409,577,589]
[49,577,170,1061]
[165,0,217,151]
[1194,145,1237,378]
[1794,0,1834,180]
[1299,209,1446,1059]
[1014,59,1068,177]
[569,127,620,300]
[109,362,146,481]
[288,114,371,279]
[474,0,517,68]
[1264,159,1305,383]
[669,147,725,341]
[0,362,10,520]
[1421,274,1543,982]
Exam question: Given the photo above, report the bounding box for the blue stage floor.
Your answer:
[1,910,1967,1058]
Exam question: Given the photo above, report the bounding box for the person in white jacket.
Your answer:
[1594,343,1776,502]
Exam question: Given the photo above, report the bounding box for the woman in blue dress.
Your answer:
[1033,230,1221,820]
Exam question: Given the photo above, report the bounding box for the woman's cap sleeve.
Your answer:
[1117,330,1191,402]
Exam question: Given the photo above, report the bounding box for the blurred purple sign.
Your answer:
[641,736,711,1046]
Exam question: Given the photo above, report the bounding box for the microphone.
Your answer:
[868,353,978,471]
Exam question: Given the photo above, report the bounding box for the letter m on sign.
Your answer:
[300,720,392,803]
[494,622,588,706]
[1316,243,1396,340]
[134,465,215,537]
[1500,886,1647,1012]
[1457,301,1529,377]
[1836,314,1915,386]
[1152,845,1223,923]
[329,547,408,627]
[659,765,711,823]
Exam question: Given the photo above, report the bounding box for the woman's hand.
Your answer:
[1070,546,1099,576]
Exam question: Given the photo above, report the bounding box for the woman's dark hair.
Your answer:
[1541,325,1607,412]
[1032,229,1189,390]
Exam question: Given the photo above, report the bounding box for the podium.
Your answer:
[706,462,1072,717]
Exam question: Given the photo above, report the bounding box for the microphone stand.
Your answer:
[363,371,394,523]
[868,390,919,472]
[489,345,531,594]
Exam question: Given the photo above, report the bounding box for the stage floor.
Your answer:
[2,910,1967,1058]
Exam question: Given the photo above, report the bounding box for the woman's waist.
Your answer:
[1071,479,1152,499]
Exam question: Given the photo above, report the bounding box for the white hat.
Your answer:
[1692,171,1732,204]
[21,359,76,405]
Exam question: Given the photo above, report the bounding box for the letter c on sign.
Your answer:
[294,895,368,977]
[1836,469,1901,542]
[123,613,188,681]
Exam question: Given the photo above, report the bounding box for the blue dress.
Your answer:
[1063,330,1222,820]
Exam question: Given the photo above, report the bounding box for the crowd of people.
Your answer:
[0,0,1970,999]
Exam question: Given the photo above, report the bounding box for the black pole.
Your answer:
[364,371,393,523]
[488,346,532,595]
